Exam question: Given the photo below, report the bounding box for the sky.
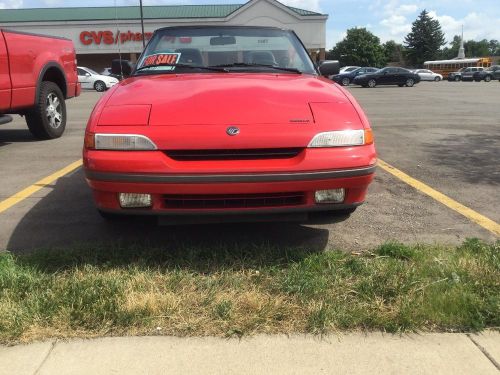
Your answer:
[1,0,499,49]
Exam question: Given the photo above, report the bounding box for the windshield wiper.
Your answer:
[212,63,302,74]
[135,63,229,74]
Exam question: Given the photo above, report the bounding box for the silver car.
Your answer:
[77,67,119,92]
[414,69,443,81]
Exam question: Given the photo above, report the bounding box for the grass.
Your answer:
[0,238,498,344]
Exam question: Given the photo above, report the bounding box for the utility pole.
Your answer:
[139,0,145,49]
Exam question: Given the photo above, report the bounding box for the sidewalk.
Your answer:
[1,332,499,375]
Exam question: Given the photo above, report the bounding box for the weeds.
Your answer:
[0,239,498,343]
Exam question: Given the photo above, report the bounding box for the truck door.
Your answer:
[0,32,12,112]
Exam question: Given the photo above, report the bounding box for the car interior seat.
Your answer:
[248,51,276,66]
[175,48,203,65]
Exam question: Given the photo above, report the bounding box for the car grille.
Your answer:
[164,148,303,161]
[163,192,305,209]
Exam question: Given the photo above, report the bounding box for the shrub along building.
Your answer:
[0,0,328,72]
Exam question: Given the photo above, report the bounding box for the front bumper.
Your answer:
[84,146,376,216]
[106,81,119,89]
[85,166,375,216]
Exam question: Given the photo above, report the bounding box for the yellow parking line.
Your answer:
[378,159,500,236]
[0,159,83,214]
[1,157,498,237]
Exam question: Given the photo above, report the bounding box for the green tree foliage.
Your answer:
[404,10,446,67]
[383,40,405,64]
[488,40,500,55]
[440,36,499,59]
[326,28,386,67]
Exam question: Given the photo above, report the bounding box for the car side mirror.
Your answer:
[85,73,91,77]
[318,60,340,77]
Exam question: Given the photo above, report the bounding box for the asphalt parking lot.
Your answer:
[0,81,498,253]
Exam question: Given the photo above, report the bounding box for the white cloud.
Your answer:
[428,10,500,42]
[378,0,418,41]
[0,0,22,8]
[398,4,418,15]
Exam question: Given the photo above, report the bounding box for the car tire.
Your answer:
[405,78,415,87]
[367,79,376,88]
[26,81,66,140]
[341,77,351,86]
[454,76,461,81]
[434,76,441,82]
[484,75,492,82]
[398,84,404,87]
[94,80,106,92]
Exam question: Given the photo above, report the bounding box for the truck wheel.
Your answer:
[26,81,66,140]
[94,81,106,92]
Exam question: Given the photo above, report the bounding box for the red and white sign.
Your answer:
[79,30,154,45]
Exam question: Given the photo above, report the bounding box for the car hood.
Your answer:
[97,74,117,82]
[102,73,364,127]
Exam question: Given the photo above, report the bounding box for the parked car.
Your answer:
[331,67,379,86]
[0,29,80,139]
[77,67,119,92]
[414,69,443,81]
[353,67,420,88]
[448,67,484,81]
[339,65,360,73]
[473,65,500,82]
[83,26,376,223]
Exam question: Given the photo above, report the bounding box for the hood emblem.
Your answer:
[226,126,240,136]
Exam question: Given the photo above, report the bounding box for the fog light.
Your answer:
[118,193,152,208]
[315,189,345,204]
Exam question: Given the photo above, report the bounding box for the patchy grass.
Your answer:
[0,239,498,344]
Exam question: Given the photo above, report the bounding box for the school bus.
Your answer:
[423,57,492,78]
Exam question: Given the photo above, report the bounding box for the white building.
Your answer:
[0,0,328,71]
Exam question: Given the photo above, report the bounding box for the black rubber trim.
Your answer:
[36,62,68,101]
[0,115,13,125]
[85,165,376,184]
[99,202,361,217]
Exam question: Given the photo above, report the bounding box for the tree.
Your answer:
[404,10,446,67]
[488,40,499,55]
[439,35,461,59]
[326,28,386,67]
[383,40,404,64]
[440,36,498,59]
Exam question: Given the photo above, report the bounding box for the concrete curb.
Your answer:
[1,333,499,375]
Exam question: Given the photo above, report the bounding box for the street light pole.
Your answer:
[139,0,145,49]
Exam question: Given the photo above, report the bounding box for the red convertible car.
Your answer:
[83,26,376,222]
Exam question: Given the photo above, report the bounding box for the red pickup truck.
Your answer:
[0,29,80,139]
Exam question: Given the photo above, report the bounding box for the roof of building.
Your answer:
[0,2,324,23]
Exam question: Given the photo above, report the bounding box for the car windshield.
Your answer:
[86,68,99,75]
[134,26,316,75]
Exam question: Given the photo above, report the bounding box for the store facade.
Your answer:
[0,0,328,72]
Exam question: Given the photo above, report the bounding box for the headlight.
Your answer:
[308,129,373,148]
[85,133,157,150]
